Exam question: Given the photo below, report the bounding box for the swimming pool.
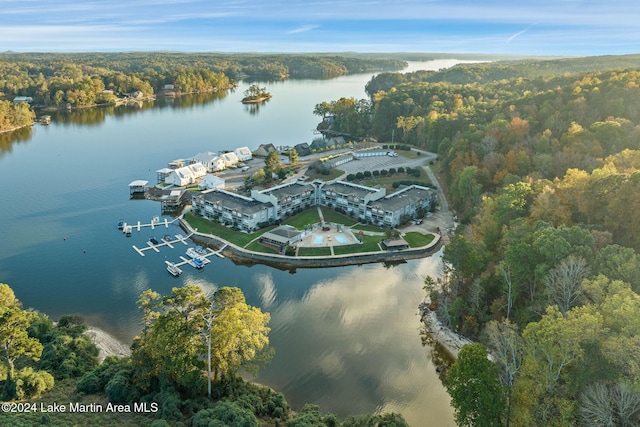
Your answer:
[313,235,324,245]
[335,234,349,244]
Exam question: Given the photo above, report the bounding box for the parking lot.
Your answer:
[337,154,419,175]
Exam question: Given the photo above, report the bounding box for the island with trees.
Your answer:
[241,84,272,104]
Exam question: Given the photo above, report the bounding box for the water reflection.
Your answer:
[257,261,455,426]
[243,98,270,115]
[0,61,468,425]
[0,126,32,157]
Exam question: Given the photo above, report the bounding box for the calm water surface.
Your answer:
[0,60,470,426]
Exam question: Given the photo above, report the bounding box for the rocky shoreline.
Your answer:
[419,299,473,359]
[84,327,131,362]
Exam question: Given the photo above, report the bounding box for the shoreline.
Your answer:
[84,327,131,362]
[419,298,473,359]
[179,216,443,270]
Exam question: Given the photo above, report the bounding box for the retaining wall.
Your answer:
[179,217,442,269]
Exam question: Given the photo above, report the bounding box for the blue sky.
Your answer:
[1,0,639,56]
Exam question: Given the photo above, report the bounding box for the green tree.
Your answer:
[289,148,299,165]
[210,287,271,381]
[446,343,505,427]
[0,284,44,398]
[313,101,332,118]
[132,285,209,395]
[264,150,282,175]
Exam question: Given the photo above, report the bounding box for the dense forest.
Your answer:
[0,283,409,426]
[0,52,405,109]
[319,55,640,426]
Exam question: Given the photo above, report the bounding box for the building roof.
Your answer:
[260,181,313,200]
[221,152,239,163]
[322,180,380,199]
[235,146,252,155]
[199,189,272,215]
[374,185,435,212]
[256,143,276,153]
[327,154,354,166]
[128,180,149,187]
[261,225,302,245]
[382,238,409,249]
[192,152,217,162]
[188,162,207,177]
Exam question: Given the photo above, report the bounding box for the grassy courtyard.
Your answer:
[184,211,275,247]
[403,232,436,247]
[282,207,320,229]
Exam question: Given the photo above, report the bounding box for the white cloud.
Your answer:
[286,25,319,35]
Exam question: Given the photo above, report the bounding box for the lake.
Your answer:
[0,60,469,426]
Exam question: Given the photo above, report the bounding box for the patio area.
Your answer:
[297,223,360,248]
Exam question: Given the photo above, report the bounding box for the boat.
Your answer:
[166,261,182,277]
[187,246,211,268]
[123,225,132,236]
[191,257,204,269]
[186,246,208,258]
[117,219,125,229]
[148,236,159,246]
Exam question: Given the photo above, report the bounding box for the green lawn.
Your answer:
[351,223,386,233]
[298,246,332,256]
[361,168,432,191]
[403,232,436,248]
[398,149,423,159]
[184,212,274,247]
[282,207,320,229]
[320,207,358,226]
[306,168,344,182]
[333,235,382,255]
[245,240,280,254]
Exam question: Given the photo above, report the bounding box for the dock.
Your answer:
[132,233,192,257]
[121,216,178,235]
[168,245,227,270]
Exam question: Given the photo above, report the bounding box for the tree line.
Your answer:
[0,282,409,426]
[0,52,405,109]
[319,55,640,426]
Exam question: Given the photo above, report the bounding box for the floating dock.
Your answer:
[132,233,192,256]
[168,245,227,270]
[121,216,178,235]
